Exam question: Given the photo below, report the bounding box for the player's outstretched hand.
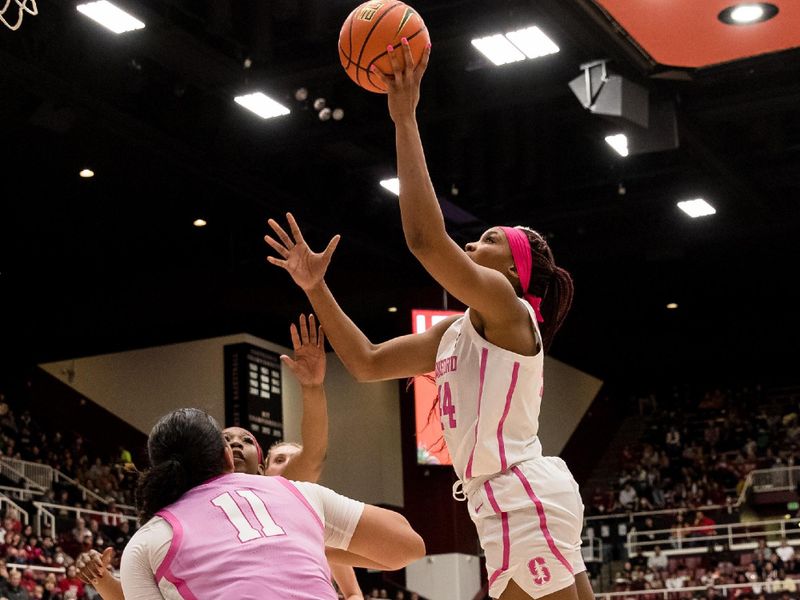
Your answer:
[281,314,326,387]
[265,213,340,292]
[371,37,431,124]
[76,547,114,584]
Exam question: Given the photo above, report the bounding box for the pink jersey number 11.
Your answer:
[212,490,286,543]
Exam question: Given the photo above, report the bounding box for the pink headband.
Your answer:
[499,226,544,324]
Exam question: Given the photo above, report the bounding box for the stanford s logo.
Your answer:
[395,7,417,35]
[529,557,551,586]
[358,2,384,21]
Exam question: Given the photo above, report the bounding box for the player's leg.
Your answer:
[574,571,594,600]
[497,569,588,600]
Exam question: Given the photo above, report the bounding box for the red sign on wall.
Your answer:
[412,309,462,466]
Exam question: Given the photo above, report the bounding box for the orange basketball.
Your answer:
[338,1,430,94]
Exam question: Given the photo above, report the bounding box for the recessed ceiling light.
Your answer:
[76,1,145,34]
[718,3,779,25]
[234,92,291,120]
[677,198,716,218]
[380,178,400,195]
[387,307,398,313]
[79,168,95,178]
[193,219,207,227]
[605,134,629,157]
[666,303,679,310]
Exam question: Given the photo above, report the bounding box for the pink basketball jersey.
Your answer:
[155,472,336,599]
[435,299,545,483]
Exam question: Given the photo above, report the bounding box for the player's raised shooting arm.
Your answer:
[377,42,524,328]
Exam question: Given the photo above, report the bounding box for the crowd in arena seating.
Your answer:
[589,385,800,517]
[610,537,800,598]
[0,393,137,508]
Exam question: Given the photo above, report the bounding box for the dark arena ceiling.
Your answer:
[1,0,799,387]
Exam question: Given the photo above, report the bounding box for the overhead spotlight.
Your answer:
[79,168,95,178]
[617,182,626,196]
[332,108,345,121]
[234,92,291,120]
[666,303,679,310]
[193,218,207,228]
[387,307,398,313]
[605,134,629,157]
[76,1,145,34]
[677,198,716,218]
[318,107,332,121]
[471,26,559,66]
[718,3,779,24]
[471,34,525,66]
[313,98,326,111]
[380,178,400,195]
[294,88,309,102]
[504,26,559,59]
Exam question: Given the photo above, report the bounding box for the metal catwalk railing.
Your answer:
[626,517,800,555]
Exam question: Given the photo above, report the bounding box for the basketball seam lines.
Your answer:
[355,1,404,87]
[346,6,355,70]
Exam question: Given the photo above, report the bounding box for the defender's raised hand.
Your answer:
[281,314,326,388]
[265,213,340,292]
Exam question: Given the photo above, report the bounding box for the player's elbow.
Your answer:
[347,347,384,382]
[405,232,434,256]
[383,521,425,570]
[389,532,426,570]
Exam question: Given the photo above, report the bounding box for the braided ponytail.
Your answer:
[517,227,574,352]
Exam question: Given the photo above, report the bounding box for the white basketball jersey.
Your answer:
[435,299,544,483]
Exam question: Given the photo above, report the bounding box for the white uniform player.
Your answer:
[436,299,586,599]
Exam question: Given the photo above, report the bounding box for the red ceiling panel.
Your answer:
[591,0,800,67]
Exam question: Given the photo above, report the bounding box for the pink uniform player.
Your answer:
[119,408,424,599]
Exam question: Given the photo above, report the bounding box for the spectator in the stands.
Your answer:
[647,546,668,571]
[117,446,132,465]
[775,537,795,568]
[71,519,89,545]
[619,483,638,510]
[37,537,55,568]
[670,513,688,547]
[762,561,779,593]
[630,550,647,569]
[691,510,717,538]
[665,568,687,590]
[0,569,30,600]
[112,520,132,551]
[58,565,84,599]
[636,516,658,542]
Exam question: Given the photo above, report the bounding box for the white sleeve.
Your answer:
[290,481,365,550]
[120,517,173,600]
